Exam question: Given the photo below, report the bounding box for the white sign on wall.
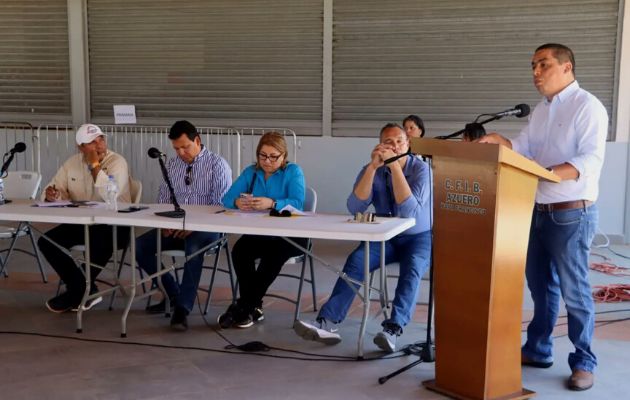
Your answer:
[113,104,137,124]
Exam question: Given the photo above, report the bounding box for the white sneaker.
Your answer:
[293,319,341,345]
[373,330,397,353]
[72,296,103,312]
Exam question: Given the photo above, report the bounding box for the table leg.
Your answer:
[121,226,136,337]
[76,224,90,333]
[358,240,370,359]
[155,228,170,317]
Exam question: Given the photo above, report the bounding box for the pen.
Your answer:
[214,209,226,214]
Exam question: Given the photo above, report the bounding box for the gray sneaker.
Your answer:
[373,323,401,353]
[293,319,341,345]
[373,330,397,353]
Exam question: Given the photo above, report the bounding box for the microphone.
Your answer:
[6,142,26,155]
[437,103,530,140]
[494,103,530,119]
[1,142,27,176]
[148,147,166,159]
[148,147,185,218]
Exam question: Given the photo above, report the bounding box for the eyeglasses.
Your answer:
[257,152,282,162]
[184,165,192,185]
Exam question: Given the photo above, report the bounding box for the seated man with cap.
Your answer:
[38,123,131,313]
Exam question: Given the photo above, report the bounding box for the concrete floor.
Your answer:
[1,228,630,399]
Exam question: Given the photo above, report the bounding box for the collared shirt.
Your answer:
[222,162,305,210]
[511,81,608,203]
[41,150,131,202]
[158,145,232,206]
[347,155,431,235]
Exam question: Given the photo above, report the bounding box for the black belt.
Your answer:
[535,200,593,212]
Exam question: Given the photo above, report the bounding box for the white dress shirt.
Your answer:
[511,81,608,204]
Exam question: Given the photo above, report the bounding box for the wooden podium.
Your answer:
[410,139,559,400]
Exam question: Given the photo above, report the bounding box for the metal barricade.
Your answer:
[0,122,39,173]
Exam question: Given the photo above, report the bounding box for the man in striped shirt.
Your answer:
[136,120,232,331]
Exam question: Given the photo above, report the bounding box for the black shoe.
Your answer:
[234,309,253,329]
[71,286,103,312]
[252,307,264,323]
[146,299,174,315]
[217,303,240,329]
[45,291,78,313]
[170,306,189,331]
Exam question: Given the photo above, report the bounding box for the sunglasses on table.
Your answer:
[269,208,291,217]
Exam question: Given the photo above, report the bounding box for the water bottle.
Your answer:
[0,177,5,205]
[105,175,119,211]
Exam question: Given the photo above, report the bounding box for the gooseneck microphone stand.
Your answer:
[378,249,435,384]
[151,150,185,218]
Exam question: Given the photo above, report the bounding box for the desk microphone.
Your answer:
[148,147,185,218]
[1,142,27,176]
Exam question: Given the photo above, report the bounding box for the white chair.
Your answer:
[0,171,47,282]
[263,186,318,322]
[159,234,236,315]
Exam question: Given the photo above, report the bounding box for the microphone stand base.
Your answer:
[155,209,185,218]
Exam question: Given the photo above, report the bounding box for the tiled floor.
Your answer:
[1,230,630,399]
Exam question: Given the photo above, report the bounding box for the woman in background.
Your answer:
[402,115,425,138]
[219,132,307,329]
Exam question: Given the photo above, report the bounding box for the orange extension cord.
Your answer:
[590,253,630,302]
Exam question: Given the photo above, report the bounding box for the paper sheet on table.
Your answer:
[279,204,309,216]
[33,200,101,208]
[33,200,73,207]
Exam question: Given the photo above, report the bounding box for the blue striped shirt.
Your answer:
[158,145,232,206]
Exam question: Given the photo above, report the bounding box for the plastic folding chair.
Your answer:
[0,171,47,282]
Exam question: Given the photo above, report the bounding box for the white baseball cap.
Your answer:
[76,123,105,145]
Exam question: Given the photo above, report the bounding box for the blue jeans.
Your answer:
[318,230,431,329]
[522,204,598,372]
[135,229,220,312]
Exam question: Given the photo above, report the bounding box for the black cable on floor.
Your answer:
[188,296,409,361]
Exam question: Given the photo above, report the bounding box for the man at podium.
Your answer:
[479,43,608,391]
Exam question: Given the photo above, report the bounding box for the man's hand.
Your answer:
[475,132,512,148]
[44,185,61,202]
[172,230,192,239]
[84,147,100,165]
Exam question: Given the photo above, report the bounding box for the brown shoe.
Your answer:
[521,354,553,368]
[568,369,594,391]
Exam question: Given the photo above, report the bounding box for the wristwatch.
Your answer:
[272,200,277,209]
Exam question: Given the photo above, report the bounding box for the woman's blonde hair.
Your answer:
[255,131,288,169]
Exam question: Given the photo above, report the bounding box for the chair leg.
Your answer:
[225,244,237,302]
[1,223,22,278]
[108,246,128,310]
[308,254,317,312]
[203,249,222,315]
[26,225,48,283]
[293,256,308,322]
[0,250,7,277]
